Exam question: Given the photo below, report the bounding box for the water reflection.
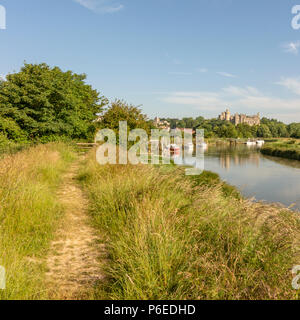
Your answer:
[176,144,300,211]
[213,146,261,170]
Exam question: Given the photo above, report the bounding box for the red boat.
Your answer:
[165,144,181,155]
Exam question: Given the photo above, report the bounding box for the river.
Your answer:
[175,144,300,211]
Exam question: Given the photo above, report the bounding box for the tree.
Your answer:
[257,124,272,138]
[217,123,238,138]
[99,100,153,136]
[277,123,289,137]
[288,123,300,138]
[260,117,290,138]
[0,63,108,142]
[236,124,253,138]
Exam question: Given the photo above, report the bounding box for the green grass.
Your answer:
[79,150,300,300]
[0,143,75,300]
[0,142,30,158]
[261,139,300,160]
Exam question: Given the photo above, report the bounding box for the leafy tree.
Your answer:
[236,124,253,138]
[288,123,300,138]
[0,63,107,142]
[99,99,153,136]
[217,123,238,138]
[0,115,28,142]
[261,118,289,138]
[257,124,272,138]
[277,123,289,137]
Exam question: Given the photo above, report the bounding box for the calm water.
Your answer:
[174,144,300,210]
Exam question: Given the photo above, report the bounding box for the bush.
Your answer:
[0,63,108,142]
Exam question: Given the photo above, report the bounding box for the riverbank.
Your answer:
[261,139,300,161]
[79,148,300,300]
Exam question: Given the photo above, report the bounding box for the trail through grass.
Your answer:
[0,143,75,300]
[45,156,105,300]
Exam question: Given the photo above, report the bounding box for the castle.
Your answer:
[218,109,260,126]
[153,117,171,130]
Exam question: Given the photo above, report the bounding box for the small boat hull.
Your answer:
[197,143,208,149]
[165,144,181,155]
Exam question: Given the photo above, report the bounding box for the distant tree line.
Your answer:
[1,63,300,146]
[160,117,300,139]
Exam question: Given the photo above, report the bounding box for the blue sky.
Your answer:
[1,0,300,123]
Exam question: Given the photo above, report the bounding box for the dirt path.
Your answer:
[45,158,105,300]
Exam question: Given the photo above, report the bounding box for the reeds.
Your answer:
[80,149,300,300]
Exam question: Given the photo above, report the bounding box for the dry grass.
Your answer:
[45,159,106,300]
[0,143,75,300]
[79,149,300,300]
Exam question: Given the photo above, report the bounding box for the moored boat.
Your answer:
[184,142,194,150]
[246,140,256,146]
[197,142,208,148]
[165,144,181,155]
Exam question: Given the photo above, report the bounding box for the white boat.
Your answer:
[246,140,256,146]
[184,142,194,150]
[256,140,265,145]
[198,142,208,149]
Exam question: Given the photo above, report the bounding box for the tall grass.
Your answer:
[261,140,300,161]
[0,143,75,300]
[80,150,300,300]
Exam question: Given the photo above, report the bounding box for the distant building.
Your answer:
[219,109,260,126]
[93,115,103,123]
[153,117,171,130]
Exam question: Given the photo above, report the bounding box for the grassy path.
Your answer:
[45,157,106,300]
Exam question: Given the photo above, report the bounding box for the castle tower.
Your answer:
[234,113,239,125]
[225,109,230,121]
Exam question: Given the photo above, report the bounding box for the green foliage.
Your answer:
[99,99,153,137]
[261,140,300,160]
[288,123,300,139]
[217,123,238,138]
[0,63,108,142]
[190,170,241,199]
[162,116,297,139]
[0,116,28,142]
[257,124,272,138]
